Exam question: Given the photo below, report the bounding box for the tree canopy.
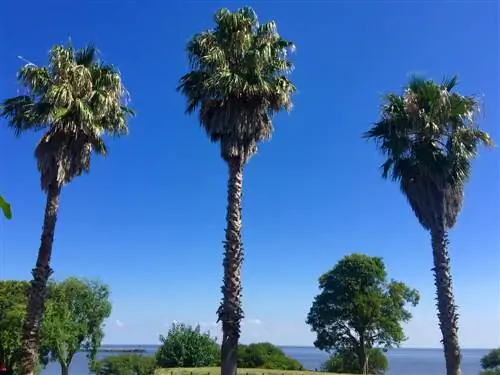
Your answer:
[306,253,419,373]
[1,42,134,192]
[364,76,493,231]
[0,278,110,375]
[177,7,296,163]
[0,281,50,373]
[43,278,111,375]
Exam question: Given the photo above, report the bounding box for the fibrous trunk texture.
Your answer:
[18,183,61,375]
[431,228,461,375]
[218,157,245,375]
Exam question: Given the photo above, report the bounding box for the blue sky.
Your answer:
[0,1,498,349]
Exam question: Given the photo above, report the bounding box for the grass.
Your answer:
[156,367,346,375]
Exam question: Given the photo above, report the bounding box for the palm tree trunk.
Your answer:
[218,157,245,375]
[431,227,461,375]
[18,183,61,375]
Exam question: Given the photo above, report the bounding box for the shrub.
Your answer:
[156,323,220,367]
[321,348,388,375]
[481,349,500,370]
[237,342,303,370]
[95,355,157,375]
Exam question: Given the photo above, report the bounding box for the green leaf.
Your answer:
[0,195,12,219]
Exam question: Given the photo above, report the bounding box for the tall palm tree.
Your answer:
[1,42,133,375]
[364,76,492,375]
[177,7,296,375]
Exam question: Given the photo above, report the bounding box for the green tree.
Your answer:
[364,76,493,375]
[480,348,500,374]
[156,323,220,368]
[321,348,388,375]
[42,278,112,375]
[0,281,50,374]
[0,195,12,219]
[177,8,296,375]
[0,42,133,375]
[95,355,157,375]
[306,253,419,374]
[238,343,303,370]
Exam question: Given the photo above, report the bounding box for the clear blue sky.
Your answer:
[1,1,498,349]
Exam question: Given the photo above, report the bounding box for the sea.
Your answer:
[39,345,488,375]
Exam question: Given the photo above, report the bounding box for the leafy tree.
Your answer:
[95,355,156,375]
[321,348,388,375]
[306,253,419,374]
[0,281,50,374]
[42,278,112,375]
[364,76,493,375]
[0,42,133,375]
[177,8,296,375]
[480,349,500,374]
[156,323,220,368]
[238,343,303,370]
[0,195,12,219]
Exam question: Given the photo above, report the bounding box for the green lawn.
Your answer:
[156,368,347,375]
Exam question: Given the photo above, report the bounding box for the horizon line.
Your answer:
[100,344,494,350]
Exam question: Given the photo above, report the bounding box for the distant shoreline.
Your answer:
[84,348,147,353]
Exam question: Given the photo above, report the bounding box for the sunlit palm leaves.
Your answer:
[364,76,492,230]
[178,7,296,162]
[1,42,134,191]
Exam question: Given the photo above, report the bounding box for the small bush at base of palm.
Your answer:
[321,348,388,375]
[156,323,220,368]
[94,354,157,375]
[238,343,304,371]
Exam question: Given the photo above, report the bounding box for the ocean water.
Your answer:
[39,345,487,375]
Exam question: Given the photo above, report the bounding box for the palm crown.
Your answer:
[364,76,493,230]
[1,42,134,191]
[177,7,296,162]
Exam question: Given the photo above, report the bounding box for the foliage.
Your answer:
[42,278,112,373]
[480,371,500,375]
[0,195,11,219]
[364,76,493,232]
[237,343,303,371]
[321,348,388,375]
[177,6,296,163]
[0,281,50,372]
[95,354,157,375]
[0,41,134,192]
[481,349,500,370]
[156,323,220,368]
[306,253,419,372]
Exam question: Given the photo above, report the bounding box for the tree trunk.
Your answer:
[357,338,368,375]
[18,183,61,375]
[431,227,461,375]
[60,363,69,375]
[218,157,245,375]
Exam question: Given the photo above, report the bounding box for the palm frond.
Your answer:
[2,42,134,191]
[178,6,296,162]
[365,76,493,230]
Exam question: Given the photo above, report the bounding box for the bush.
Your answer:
[95,355,157,375]
[481,349,500,370]
[237,343,304,370]
[156,323,220,367]
[321,348,388,375]
[480,371,500,375]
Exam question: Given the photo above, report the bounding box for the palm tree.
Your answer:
[364,76,492,375]
[1,42,133,375]
[177,7,296,375]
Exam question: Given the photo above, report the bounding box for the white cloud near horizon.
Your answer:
[116,319,124,328]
